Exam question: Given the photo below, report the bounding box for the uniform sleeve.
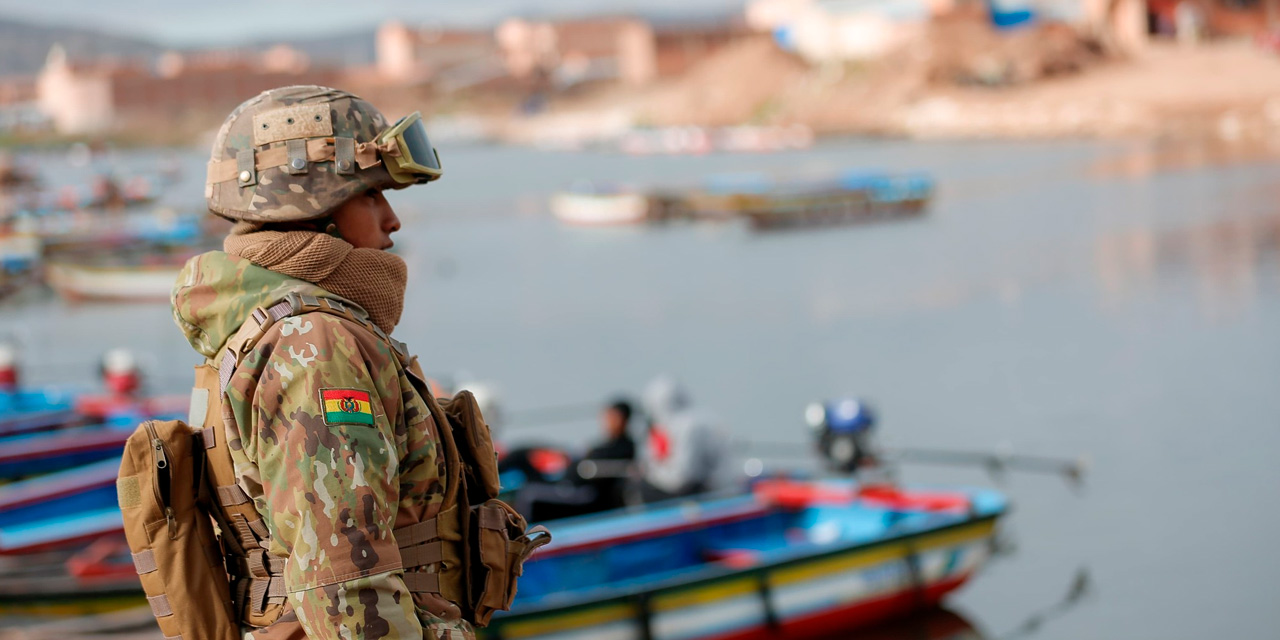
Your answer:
[236,314,423,639]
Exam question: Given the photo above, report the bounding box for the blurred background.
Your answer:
[0,0,1278,638]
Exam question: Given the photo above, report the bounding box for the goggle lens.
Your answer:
[398,117,440,172]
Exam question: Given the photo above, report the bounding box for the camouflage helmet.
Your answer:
[206,85,410,223]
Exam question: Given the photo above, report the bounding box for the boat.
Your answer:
[551,185,651,226]
[0,389,84,438]
[484,478,1004,640]
[0,541,147,618]
[0,476,1003,638]
[0,458,122,555]
[741,173,934,231]
[44,261,184,303]
[0,424,132,479]
[553,170,935,230]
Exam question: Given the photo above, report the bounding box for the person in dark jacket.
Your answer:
[511,398,638,521]
[578,399,636,510]
[584,399,636,462]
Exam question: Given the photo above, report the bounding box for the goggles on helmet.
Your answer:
[378,111,443,185]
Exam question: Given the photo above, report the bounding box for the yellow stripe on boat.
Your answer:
[652,577,759,612]
[771,520,994,587]
[502,602,636,638]
[913,520,996,552]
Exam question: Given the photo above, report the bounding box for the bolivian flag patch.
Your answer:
[320,388,375,426]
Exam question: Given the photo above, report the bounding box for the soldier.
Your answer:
[172,86,469,639]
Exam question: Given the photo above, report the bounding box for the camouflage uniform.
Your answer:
[174,86,471,639]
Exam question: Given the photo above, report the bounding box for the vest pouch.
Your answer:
[118,419,238,640]
[439,390,501,504]
[469,500,552,627]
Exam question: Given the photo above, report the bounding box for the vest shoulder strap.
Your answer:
[206,290,476,620]
[216,292,411,393]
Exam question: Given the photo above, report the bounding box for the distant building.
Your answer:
[652,19,753,77]
[1079,0,1147,53]
[36,44,338,135]
[375,22,506,90]
[0,75,45,132]
[747,0,943,62]
[0,76,36,107]
[496,17,658,87]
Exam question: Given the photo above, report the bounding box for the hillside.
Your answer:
[0,18,376,78]
[0,18,163,76]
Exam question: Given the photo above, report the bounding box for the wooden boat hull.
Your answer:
[0,459,122,554]
[484,481,1005,640]
[0,425,130,479]
[44,262,183,303]
[486,519,996,640]
[0,390,82,438]
[551,192,651,226]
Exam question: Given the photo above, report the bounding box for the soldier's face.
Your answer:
[332,189,401,250]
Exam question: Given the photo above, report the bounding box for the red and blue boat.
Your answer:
[0,459,121,555]
[0,389,84,439]
[0,425,133,479]
[483,478,1004,640]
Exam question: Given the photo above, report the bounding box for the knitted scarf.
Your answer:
[224,223,407,334]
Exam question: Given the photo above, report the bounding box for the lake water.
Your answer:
[4,139,1279,639]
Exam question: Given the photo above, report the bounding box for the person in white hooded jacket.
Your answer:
[639,376,728,499]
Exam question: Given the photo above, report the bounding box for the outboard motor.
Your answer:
[807,398,877,473]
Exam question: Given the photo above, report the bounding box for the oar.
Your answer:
[997,567,1092,639]
[882,446,1089,486]
[503,402,601,427]
[742,439,1088,486]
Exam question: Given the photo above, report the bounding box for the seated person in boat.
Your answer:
[576,398,637,510]
[511,397,638,521]
[640,376,728,501]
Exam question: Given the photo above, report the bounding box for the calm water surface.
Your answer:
[4,139,1279,639]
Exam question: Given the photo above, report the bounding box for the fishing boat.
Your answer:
[485,478,1004,640]
[0,541,146,618]
[738,173,934,231]
[0,389,84,438]
[551,185,651,226]
[553,170,934,230]
[44,261,184,303]
[0,458,121,555]
[0,424,132,479]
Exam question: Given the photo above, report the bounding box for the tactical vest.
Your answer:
[121,291,548,638]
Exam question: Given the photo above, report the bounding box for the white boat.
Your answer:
[550,190,650,226]
[44,262,180,303]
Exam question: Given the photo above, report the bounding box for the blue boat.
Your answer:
[0,459,121,555]
[484,478,1004,640]
[0,389,84,438]
[0,423,131,479]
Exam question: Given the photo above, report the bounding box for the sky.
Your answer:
[0,0,745,46]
